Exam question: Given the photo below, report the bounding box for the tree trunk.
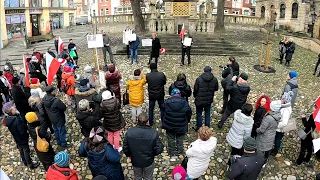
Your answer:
[131,0,146,33]
[215,0,225,32]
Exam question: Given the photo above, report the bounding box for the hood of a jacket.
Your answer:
[167,97,187,112]
[196,137,217,154]
[237,83,250,95]
[42,94,56,108]
[75,88,96,96]
[268,111,282,122]
[288,77,298,86]
[234,110,253,125]
[106,69,120,79]
[200,72,214,82]
[76,111,91,121]
[128,75,142,86]
[101,98,118,111]
[174,80,188,90]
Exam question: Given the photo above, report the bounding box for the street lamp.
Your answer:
[273,12,277,32]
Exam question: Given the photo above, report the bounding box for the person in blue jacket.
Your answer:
[78,126,124,179]
[129,32,140,65]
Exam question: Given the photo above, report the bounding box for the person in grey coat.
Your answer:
[102,31,114,65]
[81,65,96,88]
[284,38,295,67]
[282,71,298,106]
[256,100,282,165]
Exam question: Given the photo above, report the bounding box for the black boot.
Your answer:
[28,162,40,169]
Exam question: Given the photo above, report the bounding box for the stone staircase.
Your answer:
[114,34,250,56]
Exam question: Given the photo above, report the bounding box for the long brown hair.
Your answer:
[85,127,108,152]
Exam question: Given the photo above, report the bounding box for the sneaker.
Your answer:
[262,164,267,168]
[118,147,123,152]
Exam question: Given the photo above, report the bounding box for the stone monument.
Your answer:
[205,0,214,19]
[199,3,205,19]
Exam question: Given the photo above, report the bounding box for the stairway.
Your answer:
[114,34,250,56]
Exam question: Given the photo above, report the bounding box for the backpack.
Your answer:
[61,78,70,93]
[287,82,298,90]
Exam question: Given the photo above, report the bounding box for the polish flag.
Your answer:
[23,55,30,87]
[313,96,320,130]
[160,48,166,55]
[179,23,184,39]
[58,37,64,54]
[46,52,63,85]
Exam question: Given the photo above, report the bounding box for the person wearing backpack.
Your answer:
[282,71,298,106]
[61,66,76,111]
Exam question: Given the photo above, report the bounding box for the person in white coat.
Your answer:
[271,91,293,156]
[226,103,254,156]
[186,126,217,179]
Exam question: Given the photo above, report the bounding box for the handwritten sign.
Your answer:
[142,39,152,47]
[99,70,106,86]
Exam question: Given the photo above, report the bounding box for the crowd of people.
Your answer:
[1,32,320,180]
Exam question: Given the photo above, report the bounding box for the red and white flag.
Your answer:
[179,23,184,39]
[313,96,320,130]
[160,48,166,55]
[23,55,30,87]
[46,52,63,85]
[58,36,64,54]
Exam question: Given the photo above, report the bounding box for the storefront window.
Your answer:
[50,14,64,29]
[6,14,26,39]
[5,0,25,7]
[49,0,63,7]
[30,0,42,7]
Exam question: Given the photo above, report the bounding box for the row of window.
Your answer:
[100,8,109,16]
[261,2,298,19]
[4,0,74,8]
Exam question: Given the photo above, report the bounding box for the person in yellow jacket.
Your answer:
[126,69,147,123]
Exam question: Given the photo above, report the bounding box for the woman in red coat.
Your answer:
[105,65,122,102]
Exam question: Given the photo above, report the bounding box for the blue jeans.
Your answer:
[130,48,138,64]
[148,99,164,125]
[274,131,284,152]
[196,105,211,129]
[53,125,67,147]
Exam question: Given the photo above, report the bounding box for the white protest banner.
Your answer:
[128,33,137,42]
[123,30,132,45]
[87,34,104,49]
[313,138,320,154]
[99,70,106,86]
[142,39,152,47]
[183,37,192,46]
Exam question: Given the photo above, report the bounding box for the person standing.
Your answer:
[11,77,32,120]
[220,57,240,114]
[251,95,271,138]
[314,54,320,76]
[193,66,218,131]
[282,71,298,106]
[124,26,131,58]
[43,86,68,148]
[0,71,11,102]
[146,63,166,126]
[162,88,192,156]
[28,56,47,85]
[82,65,96,88]
[149,33,161,64]
[279,37,287,64]
[169,73,192,102]
[181,30,192,66]
[102,31,114,65]
[285,38,295,67]
[54,37,59,53]
[218,72,250,128]
[129,32,140,64]
[226,137,264,180]
[62,66,76,111]
[68,39,78,65]
[105,64,122,102]
[256,100,282,166]
[123,112,164,180]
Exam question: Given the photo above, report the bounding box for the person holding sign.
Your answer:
[68,39,79,65]
[129,32,140,65]
[181,30,192,66]
[149,33,161,65]
[102,31,114,65]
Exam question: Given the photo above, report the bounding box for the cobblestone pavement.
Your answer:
[1,27,320,180]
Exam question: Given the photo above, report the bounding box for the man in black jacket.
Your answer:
[181,30,192,66]
[227,137,264,180]
[218,72,250,128]
[11,77,32,121]
[149,33,161,64]
[123,112,164,180]
[43,86,68,148]
[193,66,218,131]
[162,88,192,156]
[146,63,166,126]
[220,57,240,114]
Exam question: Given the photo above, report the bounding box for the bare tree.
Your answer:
[131,0,146,32]
[215,0,225,31]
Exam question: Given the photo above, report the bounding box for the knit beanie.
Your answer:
[64,66,72,73]
[2,102,14,115]
[30,78,39,84]
[78,99,89,111]
[54,151,69,168]
[102,90,113,100]
[108,64,116,73]
[172,166,187,180]
[270,100,282,112]
[84,65,92,73]
[25,112,38,123]
[203,66,212,73]
[171,88,181,96]
[289,71,298,79]
[243,137,257,151]
[281,91,293,104]
[239,72,248,81]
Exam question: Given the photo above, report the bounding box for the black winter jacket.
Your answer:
[301,114,316,148]
[76,110,102,137]
[5,115,29,146]
[227,152,264,180]
[43,94,67,126]
[146,69,166,101]
[100,97,125,132]
[168,80,192,102]
[161,96,192,133]
[251,106,267,138]
[226,81,250,111]
[221,63,240,89]
[151,38,161,58]
[193,72,219,106]
[12,85,32,117]
[30,101,54,133]
[123,125,164,168]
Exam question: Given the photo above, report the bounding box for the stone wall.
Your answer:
[286,35,320,54]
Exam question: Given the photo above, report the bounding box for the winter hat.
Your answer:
[203,66,212,73]
[171,88,181,96]
[289,71,298,79]
[2,102,14,115]
[62,54,69,59]
[64,66,72,73]
[270,100,282,112]
[243,137,257,151]
[45,86,56,93]
[134,69,141,76]
[25,112,38,123]
[92,175,108,180]
[78,99,90,111]
[172,166,187,180]
[150,63,157,70]
[84,65,92,73]
[239,72,248,81]
[54,151,69,168]
[12,77,20,84]
[102,90,113,100]
[108,64,115,73]
[30,78,39,84]
[79,79,89,86]
[19,68,25,74]
[281,91,293,104]
[31,56,38,62]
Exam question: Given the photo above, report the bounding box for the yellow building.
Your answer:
[1,0,76,46]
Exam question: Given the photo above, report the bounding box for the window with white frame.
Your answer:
[100,9,104,16]
[105,8,109,15]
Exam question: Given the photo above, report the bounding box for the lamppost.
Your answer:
[273,12,277,32]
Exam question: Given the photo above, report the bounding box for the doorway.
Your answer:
[31,14,40,36]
